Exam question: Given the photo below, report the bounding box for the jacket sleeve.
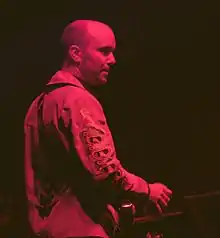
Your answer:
[61,92,150,197]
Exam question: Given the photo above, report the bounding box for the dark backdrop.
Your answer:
[0,0,219,235]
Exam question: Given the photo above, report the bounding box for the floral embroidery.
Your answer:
[80,108,119,179]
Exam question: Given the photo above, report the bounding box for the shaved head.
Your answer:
[61,20,114,51]
[61,20,116,86]
[61,20,89,50]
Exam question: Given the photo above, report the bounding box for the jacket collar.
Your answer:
[46,70,86,89]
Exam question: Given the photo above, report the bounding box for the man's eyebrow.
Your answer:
[98,46,115,51]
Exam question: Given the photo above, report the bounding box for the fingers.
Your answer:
[150,183,173,214]
[159,196,168,207]
[156,195,169,213]
[164,187,172,196]
[155,182,173,196]
[161,184,172,195]
[155,202,163,214]
[161,193,170,204]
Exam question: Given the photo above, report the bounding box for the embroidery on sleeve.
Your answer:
[79,108,119,179]
[113,166,134,191]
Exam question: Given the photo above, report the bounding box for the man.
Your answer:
[24,20,172,238]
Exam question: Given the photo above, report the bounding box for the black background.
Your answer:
[0,0,220,228]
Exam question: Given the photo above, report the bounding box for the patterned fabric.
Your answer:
[24,70,149,238]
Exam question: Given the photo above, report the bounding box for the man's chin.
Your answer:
[97,75,108,85]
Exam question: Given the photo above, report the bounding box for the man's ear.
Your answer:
[68,45,82,64]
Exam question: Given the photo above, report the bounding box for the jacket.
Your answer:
[24,70,149,238]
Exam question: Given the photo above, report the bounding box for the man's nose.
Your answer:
[107,53,116,66]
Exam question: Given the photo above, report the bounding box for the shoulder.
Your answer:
[64,87,103,113]
[24,93,44,127]
[44,85,100,108]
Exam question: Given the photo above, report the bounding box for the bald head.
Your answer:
[61,20,114,51]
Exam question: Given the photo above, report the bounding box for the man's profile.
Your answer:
[24,19,172,238]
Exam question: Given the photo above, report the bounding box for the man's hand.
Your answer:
[148,183,172,214]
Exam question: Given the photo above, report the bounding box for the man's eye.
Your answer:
[100,50,110,55]
[99,47,113,56]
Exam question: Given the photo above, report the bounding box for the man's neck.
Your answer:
[61,64,98,97]
[61,64,82,81]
